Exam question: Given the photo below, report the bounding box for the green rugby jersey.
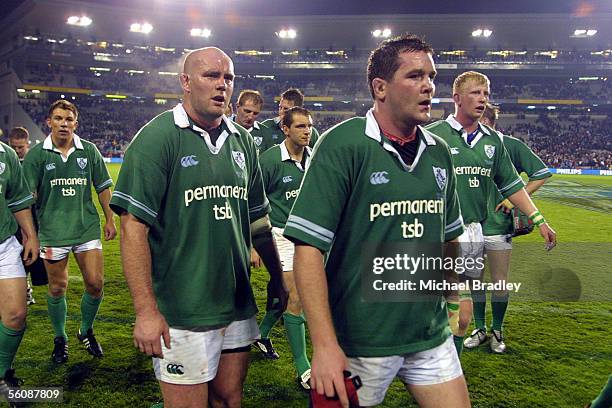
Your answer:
[426,115,524,224]
[110,104,270,329]
[259,140,311,228]
[22,135,112,247]
[483,134,551,236]
[251,117,320,153]
[0,142,35,243]
[283,110,464,357]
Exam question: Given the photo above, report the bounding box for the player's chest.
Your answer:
[42,151,90,180]
[171,138,250,187]
[448,138,496,170]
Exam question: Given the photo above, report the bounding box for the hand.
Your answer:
[495,199,513,214]
[104,219,117,241]
[266,278,289,313]
[133,310,171,358]
[250,248,262,268]
[539,223,557,251]
[21,230,39,266]
[310,343,350,408]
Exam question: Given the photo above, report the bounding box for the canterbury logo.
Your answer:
[370,171,390,185]
[282,176,293,183]
[46,163,56,171]
[180,155,199,168]
[166,364,184,375]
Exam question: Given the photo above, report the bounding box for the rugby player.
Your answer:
[22,100,116,364]
[284,34,471,407]
[426,72,556,356]
[110,47,288,408]
[234,89,263,131]
[473,104,551,353]
[8,127,48,306]
[0,137,38,400]
[256,106,313,389]
[251,88,320,152]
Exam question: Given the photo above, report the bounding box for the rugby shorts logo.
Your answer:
[232,151,246,170]
[282,175,293,183]
[180,155,199,168]
[369,171,390,185]
[46,163,56,171]
[0,162,5,174]
[77,157,88,169]
[166,363,184,375]
[432,166,447,191]
[450,147,460,155]
[484,145,496,159]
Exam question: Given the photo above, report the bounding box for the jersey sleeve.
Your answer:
[245,134,270,222]
[22,148,41,195]
[90,144,113,193]
[443,150,464,241]
[6,150,34,212]
[110,124,170,226]
[508,137,552,181]
[492,137,524,198]
[283,130,352,252]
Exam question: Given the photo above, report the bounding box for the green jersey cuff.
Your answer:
[110,190,158,226]
[528,168,552,181]
[8,194,35,213]
[283,214,334,252]
[499,177,525,198]
[95,179,113,193]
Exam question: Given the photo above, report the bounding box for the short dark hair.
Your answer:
[367,34,434,98]
[48,99,78,120]
[280,88,304,107]
[237,90,263,107]
[281,106,311,128]
[8,126,29,141]
[482,103,500,125]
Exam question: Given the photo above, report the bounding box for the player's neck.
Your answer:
[183,102,223,130]
[284,139,305,162]
[454,111,479,134]
[372,109,418,140]
[51,134,74,154]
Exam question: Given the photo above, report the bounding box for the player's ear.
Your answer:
[180,73,190,93]
[282,124,290,137]
[46,117,51,129]
[453,92,461,106]
[372,78,386,101]
[74,119,78,130]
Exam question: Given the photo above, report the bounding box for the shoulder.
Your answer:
[0,142,19,162]
[259,118,276,128]
[259,144,280,161]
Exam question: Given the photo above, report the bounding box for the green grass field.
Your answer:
[9,166,612,407]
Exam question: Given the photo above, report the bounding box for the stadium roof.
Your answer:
[1,0,611,51]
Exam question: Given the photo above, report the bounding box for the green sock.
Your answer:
[80,291,103,334]
[453,335,464,356]
[591,375,612,408]
[47,294,67,339]
[491,293,509,332]
[0,322,25,376]
[259,309,282,339]
[471,287,487,330]
[283,313,311,376]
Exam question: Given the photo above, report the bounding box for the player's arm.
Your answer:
[251,215,288,312]
[119,212,170,357]
[496,179,548,213]
[97,188,117,240]
[294,243,349,407]
[13,208,39,266]
[506,189,556,248]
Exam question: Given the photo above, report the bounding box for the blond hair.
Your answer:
[453,71,490,95]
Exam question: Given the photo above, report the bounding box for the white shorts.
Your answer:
[484,234,513,251]
[40,239,102,261]
[153,317,259,385]
[0,236,26,279]
[347,336,463,406]
[272,227,294,272]
[457,222,485,278]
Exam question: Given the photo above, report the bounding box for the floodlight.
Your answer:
[483,29,492,37]
[372,29,382,37]
[472,29,483,37]
[67,15,92,27]
[287,29,297,39]
[587,29,597,36]
[574,29,587,36]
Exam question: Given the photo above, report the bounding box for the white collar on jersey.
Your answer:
[42,133,84,150]
[364,108,436,173]
[280,139,312,168]
[172,103,240,136]
[0,143,5,153]
[445,114,491,136]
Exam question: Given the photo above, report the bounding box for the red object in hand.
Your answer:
[310,371,362,408]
